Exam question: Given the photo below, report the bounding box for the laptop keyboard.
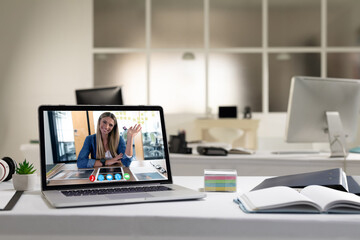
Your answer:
[61,185,172,197]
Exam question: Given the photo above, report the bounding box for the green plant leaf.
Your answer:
[16,159,36,175]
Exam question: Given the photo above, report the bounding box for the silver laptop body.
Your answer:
[38,105,205,208]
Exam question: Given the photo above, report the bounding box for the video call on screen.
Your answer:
[44,110,168,186]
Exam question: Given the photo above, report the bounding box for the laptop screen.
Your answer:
[38,105,172,190]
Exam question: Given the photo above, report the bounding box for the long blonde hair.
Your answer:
[96,112,119,159]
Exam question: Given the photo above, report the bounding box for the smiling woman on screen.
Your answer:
[77,112,141,168]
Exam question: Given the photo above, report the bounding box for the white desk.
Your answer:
[170,152,360,176]
[1,176,360,240]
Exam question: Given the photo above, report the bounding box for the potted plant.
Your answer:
[12,159,37,191]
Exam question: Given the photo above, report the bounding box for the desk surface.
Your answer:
[1,176,360,240]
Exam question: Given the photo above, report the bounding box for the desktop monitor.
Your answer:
[285,76,360,157]
[76,86,123,105]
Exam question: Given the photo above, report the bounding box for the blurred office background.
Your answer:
[1,0,360,163]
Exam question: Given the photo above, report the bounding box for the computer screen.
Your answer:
[75,86,123,105]
[41,106,169,188]
[285,76,360,157]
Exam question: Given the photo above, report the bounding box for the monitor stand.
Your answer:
[326,111,348,158]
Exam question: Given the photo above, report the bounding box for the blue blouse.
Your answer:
[77,134,133,168]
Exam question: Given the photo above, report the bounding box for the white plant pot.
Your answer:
[12,174,37,191]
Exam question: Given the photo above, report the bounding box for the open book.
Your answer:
[234,185,360,214]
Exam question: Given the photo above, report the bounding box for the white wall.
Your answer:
[0,0,92,163]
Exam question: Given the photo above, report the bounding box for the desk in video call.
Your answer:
[46,160,167,186]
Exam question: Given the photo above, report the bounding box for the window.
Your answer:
[93,0,360,113]
[48,111,76,163]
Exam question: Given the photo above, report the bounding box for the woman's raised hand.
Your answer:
[127,124,142,138]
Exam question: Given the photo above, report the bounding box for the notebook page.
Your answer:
[300,185,360,212]
[0,190,17,209]
[239,186,320,211]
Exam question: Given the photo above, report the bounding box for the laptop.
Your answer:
[38,105,206,208]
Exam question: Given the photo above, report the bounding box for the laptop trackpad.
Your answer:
[105,193,152,200]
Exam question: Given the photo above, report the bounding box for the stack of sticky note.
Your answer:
[204,169,237,192]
